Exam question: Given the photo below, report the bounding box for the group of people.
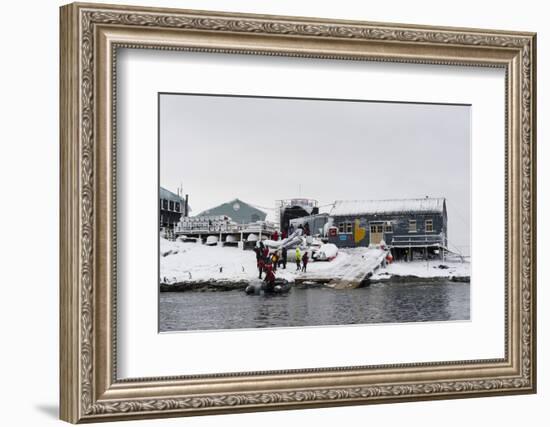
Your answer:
[271,223,311,243]
[287,222,310,237]
[254,241,288,283]
[254,239,310,285]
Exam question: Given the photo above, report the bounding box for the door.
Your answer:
[369,223,384,244]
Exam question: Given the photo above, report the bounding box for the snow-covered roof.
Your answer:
[330,198,445,217]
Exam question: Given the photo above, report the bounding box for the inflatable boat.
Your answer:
[245,278,291,295]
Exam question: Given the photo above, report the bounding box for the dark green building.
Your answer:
[198,198,267,224]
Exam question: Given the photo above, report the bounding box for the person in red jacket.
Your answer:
[257,257,265,279]
[301,251,309,272]
[272,230,279,241]
[264,264,276,291]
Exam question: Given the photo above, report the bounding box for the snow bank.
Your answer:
[160,238,467,286]
[160,238,348,284]
[160,239,256,283]
[371,259,470,281]
[315,243,338,261]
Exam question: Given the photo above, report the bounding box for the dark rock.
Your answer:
[369,275,470,284]
[160,280,249,292]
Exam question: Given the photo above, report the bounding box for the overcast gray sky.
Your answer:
[160,94,470,254]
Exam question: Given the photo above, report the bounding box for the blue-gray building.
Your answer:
[327,198,448,260]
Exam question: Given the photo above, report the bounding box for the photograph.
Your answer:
[158,93,471,332]
[57,3,536,422]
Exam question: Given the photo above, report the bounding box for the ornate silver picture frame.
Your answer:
[60,2,536,423]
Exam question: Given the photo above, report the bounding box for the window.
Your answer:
[425,219,434,232]
[408,219,417,232]
[384,222,393,233]
[370,224,383,233]
[175,202,180,212]
[338,222,353,234]
[162,199,168,210]
[169,200,174,211]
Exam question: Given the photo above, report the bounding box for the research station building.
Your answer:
[289,197,448,259]
[327,198,448,259]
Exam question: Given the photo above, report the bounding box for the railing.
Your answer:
[390,234,443,247]
[175,221,277,235]
[276,198,318,209]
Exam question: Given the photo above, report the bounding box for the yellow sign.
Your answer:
[354,219,366,243]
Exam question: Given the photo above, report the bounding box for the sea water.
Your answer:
[159,281,470,332]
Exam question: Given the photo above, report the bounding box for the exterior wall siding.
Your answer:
[160,209,183,228]
[159,187,186,229]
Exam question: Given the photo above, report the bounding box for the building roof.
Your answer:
[198,198,267,221]
[330,197,446,217]
[160,187,183,202]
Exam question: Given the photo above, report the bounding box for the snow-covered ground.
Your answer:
[160,238,353,284]
[371,258,470,281]
[160,238,470,284]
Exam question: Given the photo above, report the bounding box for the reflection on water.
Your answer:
[159,281,470,332]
